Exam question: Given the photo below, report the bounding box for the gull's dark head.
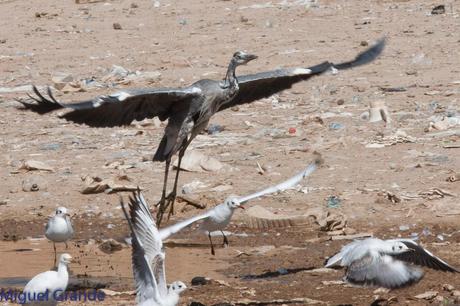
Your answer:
[232,51,258,66]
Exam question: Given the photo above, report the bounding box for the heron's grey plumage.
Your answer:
[18,39,385,226]
[325,237,459,288]
[121,190,186,306]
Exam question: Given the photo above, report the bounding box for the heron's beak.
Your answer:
[244,54,258,62]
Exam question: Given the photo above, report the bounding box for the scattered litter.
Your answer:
[242,205,313,229]
[19,160,54,172]
[173,150,223,172]
[399,225,410,231]
[80,175,140,194]
[365,130,416,148]
[419,188,456,199]
[22,176,47,192]
[206,124,224,135]
[326,196,341,208]
[427,116,460,132]
[181,180,209,194]
[368,100,391,124]
[98,239,124,254]
[328,122,344,130]
[99,289,135,296]
[414,290,438,300]
[446,173,459,182]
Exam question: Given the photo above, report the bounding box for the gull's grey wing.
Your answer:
[392,239,459,273]
[158,211,212,241]
[121,190,168,303]
[65,215,74,237]
[218,38,385,112]
[18,85,202,127]
[237,154,323,204]
[346,254,424,289]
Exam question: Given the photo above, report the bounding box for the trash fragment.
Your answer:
[206,124,224,135]
[326,196,341,208]
[431,5,445,15]
[328,122,344,130]
[399,225,410,231]
[99,239,124,254]
[173,150,223,172]
[181,180,209,194]
[80,175,140,194]
[369,100,391,124]
[19,160,54,172]
[318,211,347,232]
[22,176,47,192]
[427,116,460,131]
[242,205,313,229]
[51,72,74,90]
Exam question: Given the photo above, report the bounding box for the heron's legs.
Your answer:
[208,232,215,256]
[221,230,229,247]
[165,145,187,219]
[156,159,171,226]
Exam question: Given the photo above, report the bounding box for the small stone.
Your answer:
[22,176,47,192]
[240,16,249,23]
[99,239,123,254]
[443,284,455,292]
[191,276,211,286]
[414,290,438,300]
[336,98,345,105]
[113,23,122,30]
[452,290,460,297]
[431,5,445,15]
[130,3,138,8]
[360,40,368,46]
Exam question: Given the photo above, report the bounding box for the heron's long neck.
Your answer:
[223,60,238,89]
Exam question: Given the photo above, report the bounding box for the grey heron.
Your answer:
[18,39,385,226]
[325,237,459,288]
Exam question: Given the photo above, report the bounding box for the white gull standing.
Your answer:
[45,207,74,266]
[23,253,72,305]
[121,191,187,306]
[325,237,459,288]
[159,154,322,255]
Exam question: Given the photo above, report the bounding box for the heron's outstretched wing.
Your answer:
[219,38,385,112]
[18,85,202,127]
[158,211,212,241]
[390,239,459,273]
[121,190,168,303]
[345,253,424,289]
[237,154,322,204]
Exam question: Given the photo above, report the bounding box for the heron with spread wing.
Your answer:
[18,39,385,226]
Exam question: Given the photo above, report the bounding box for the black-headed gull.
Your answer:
[159,155,322,255]
[45,207,74,266]
[325,237,459,288]
[23,253,72,305]
[121,191,187,306]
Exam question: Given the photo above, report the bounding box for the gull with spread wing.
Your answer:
[159,155,322,255]
[18,39,385,226]
[325,237,459,289]
[121,191,186,306]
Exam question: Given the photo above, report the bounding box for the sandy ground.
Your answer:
[0,0,460,305]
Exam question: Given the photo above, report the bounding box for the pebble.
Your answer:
[113,23,122,30]
[191,276,211,286]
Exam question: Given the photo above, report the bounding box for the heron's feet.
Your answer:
[155,191,177,226]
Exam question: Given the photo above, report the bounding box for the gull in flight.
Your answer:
[121,191,187,306]
[325,237,459,288]
[159,154,322,255]
[45,207,74,266]
[23,253,72,305]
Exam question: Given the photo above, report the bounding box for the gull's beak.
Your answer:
[237,205,245,210]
